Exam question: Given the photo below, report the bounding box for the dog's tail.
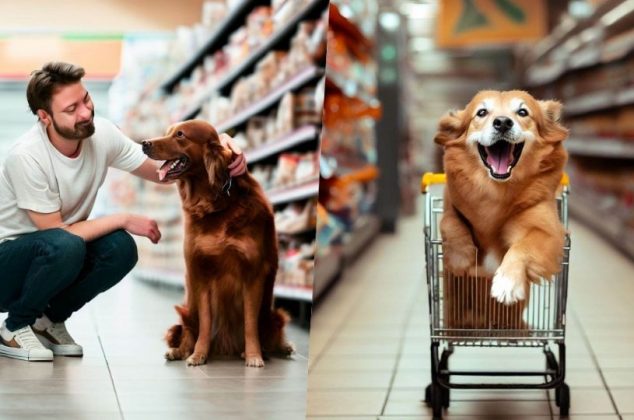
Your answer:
[165,304,198,348]
[165,324,183,348]
[262,306,294,356]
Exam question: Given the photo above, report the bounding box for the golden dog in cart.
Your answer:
[434,90,568,329]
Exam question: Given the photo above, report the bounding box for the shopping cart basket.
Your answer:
[421,173,571,419]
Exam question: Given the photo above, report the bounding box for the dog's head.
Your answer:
[142,120,233,188]
[434,90,568,181]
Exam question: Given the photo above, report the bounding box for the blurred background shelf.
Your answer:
[215,0,329,95]
[244,124,320,164]
[214,66,324,131]
[160,0,263,93]
[267,179,319,205]
[133,267,313,302]
[567,137,634,159]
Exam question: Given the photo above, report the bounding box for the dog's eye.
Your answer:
[517,108,529,117]
[476,109,488,117]
[175,131,184,138]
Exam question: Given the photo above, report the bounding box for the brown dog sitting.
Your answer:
[434,90,568,308]
[142,120,294,367]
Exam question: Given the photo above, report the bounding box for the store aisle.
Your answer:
[0,278,309,420]
[306,199,634,419]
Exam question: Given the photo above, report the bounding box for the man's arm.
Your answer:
[27,211,161,243]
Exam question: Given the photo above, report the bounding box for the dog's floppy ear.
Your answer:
[538,100,568,143]
[203,135,232,189]
[434,109,466,146]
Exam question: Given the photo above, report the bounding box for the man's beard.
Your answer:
[52,110,95,140]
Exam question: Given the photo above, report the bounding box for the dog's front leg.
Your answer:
[440,194,478,273]
[186,288,212,366]
[243,280,264,367]
[491,205,565,305]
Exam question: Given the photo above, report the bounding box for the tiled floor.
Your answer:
[307,203,634,419]
[0,277,309,420]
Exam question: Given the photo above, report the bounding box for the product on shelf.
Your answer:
[275,199,317,234]
[277,239,315,288]
[251,151,319,191]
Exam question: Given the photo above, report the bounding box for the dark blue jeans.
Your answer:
[0,228,138,331]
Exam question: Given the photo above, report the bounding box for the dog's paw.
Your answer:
[491,269,527,305]
[245,354,265,368]
[165,348,183,361]
[186,352,207,366]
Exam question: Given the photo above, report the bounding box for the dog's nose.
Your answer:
[141,141,151,154]
[493,117,514,133]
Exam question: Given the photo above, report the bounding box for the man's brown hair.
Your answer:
[26,62,85,115]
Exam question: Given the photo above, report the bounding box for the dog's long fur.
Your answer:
[144,120,293,367]
[435,90,568,308]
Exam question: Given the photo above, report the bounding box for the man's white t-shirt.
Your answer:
[0,116,146,243]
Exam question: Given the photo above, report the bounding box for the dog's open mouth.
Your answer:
[158,156,190,181]
[477,141,524,180]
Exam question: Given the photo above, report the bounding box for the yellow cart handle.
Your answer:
[421,172,570,193]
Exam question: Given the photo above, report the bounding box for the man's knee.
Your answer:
[37,228,86,264]
[99,230,138,272]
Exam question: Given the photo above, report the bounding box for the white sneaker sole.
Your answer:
[36,335,83,357]
[0,343,53,361]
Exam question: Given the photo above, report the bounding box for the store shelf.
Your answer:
[569,188,634,260]
[266,179,319,205]
[564,86,634,117]
[524,0,634,87]
[214,66,324,131]
[215,0,329,95]
[329,3,373,59]
[326,71,378,105]
[273,284,313,302]
[174,0,328,122]
[342,215,381,260]
[567,137,634,159]
[245,125,320,164]
[133,267,313,301]
[160,0,262,93]
[334,164,380,185]
[313,247,343,301]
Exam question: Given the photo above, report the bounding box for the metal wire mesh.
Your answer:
[424,187,570,347]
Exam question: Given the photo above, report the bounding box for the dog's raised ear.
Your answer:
[434,109,466,146]
[538,100,568,143]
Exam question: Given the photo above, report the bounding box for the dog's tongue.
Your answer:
[486,142,512,175]
[157,160,173,181]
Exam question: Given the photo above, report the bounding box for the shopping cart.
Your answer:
[420,173,571,419]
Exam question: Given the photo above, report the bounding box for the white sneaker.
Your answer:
[32,315,83,357]
[0,322,54,362]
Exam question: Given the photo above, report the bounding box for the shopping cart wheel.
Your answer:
[426,384,443,418]
[441,386,450,408]
[556,383,570,415]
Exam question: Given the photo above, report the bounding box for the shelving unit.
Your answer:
[314,3,381,302]
[214,0,329,95]
[245,124,320,163]
[215,66,324,132]
[172,0,328,122]
[523,0,634,260]
[566,137,634,159]
[267,179,319,205]
[160,0,265,93]
[125,0,329,318]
